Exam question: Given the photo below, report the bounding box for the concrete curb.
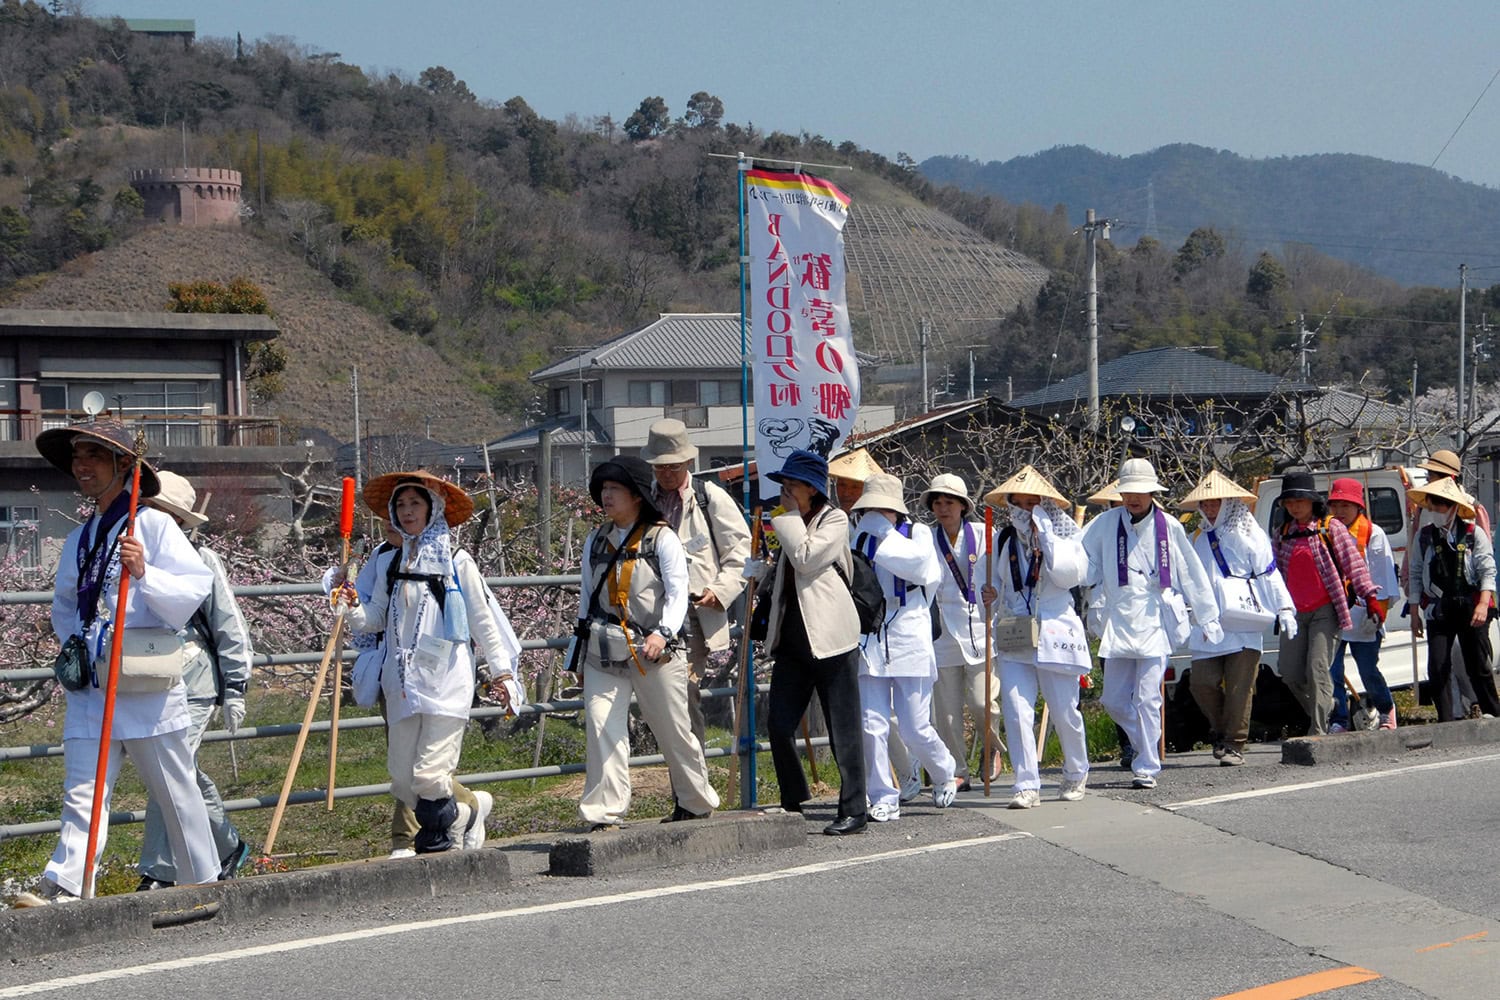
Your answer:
[1,847,509,961]
[1281,717,1500,765]
[549,810,806,877]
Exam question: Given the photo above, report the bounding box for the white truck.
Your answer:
[1161,465,1493,749]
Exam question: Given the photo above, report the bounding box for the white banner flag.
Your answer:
[746,169,858,500]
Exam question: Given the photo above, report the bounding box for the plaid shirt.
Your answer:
[1274,516,1377,631]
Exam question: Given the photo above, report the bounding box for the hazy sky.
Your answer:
[110,1,1500,189]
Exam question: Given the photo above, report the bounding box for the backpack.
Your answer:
[839,534,887,634]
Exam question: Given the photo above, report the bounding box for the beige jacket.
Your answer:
[766,504,860,659]
[655,479,752,651]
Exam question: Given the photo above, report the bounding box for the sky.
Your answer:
[107,1,1500,189]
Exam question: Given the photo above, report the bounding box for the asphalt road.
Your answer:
[2,742,1496,999]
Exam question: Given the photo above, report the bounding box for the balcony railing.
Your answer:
[0,409,282,447]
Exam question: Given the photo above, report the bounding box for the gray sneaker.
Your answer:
[1131,773,1158,789]
[13,879,78,907]
[1220,747,1245,766]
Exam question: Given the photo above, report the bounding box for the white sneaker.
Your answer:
[12,879,77,907]
[933,778,958,809]
[899,764,922,802]
[463,791,493,850]
[1007,788,1041,810]
[1131,773,1157,790]
[388,848,417,859]
[445,801,472,851]
[869,802,900,822]
[1058,777,1087,802]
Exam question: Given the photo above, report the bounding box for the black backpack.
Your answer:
[839,535,887,634]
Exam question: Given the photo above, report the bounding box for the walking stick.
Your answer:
[983,504,995,798]
[327,477,356,809]
[726,506,761,808]
[801,716,820,785]
[81,432,146,900]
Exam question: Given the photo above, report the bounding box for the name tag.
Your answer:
[683,534,710,554]
[414,633,454,672]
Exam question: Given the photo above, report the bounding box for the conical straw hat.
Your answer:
[1408,476,1476,520]
[1178,470,1255,512]
[827,447,882,483]
[1087,479,1122,505]
[984,465,1067,507]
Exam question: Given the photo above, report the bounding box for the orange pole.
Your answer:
[327,478,356,808]
[81,457,143,900]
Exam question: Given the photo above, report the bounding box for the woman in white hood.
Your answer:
[982,466,1092,808]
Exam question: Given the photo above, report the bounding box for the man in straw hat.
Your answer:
[340,470,520,851]
[1080,458,1222,789]
[640,419,751,756]
[850,472,958,819]
[570,457,719,829]
[1182,471,1296,765]
[984,465,1092,807]
[922,472,1004,788]
[1408,475,1500,721]
[1325,478,1401,732]
[1271,472,1381,736]
[135,471,254,888]
[17,422,219,906]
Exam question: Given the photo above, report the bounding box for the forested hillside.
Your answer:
[1,1,1493,424]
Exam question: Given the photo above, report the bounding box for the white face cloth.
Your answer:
[1205,498,1258,540]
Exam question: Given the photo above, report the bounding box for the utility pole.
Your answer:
[1459,264,1468,448]
[553,347,598,487]
[1296,313,1316,383]
[1474,312,1491,435]
[351,365,362,497]
[1082,209,1112,431]
[537,428,553,565]
[919,317,930,414]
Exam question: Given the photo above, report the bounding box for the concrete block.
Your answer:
[549,810,805,877]
[1282,717,1500,765]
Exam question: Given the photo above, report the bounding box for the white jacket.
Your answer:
[929,519,988,667]
[1081,505,1220,659]
[1188,521,1292,656]
[854,514,942,679]
[1341,521,1401,643]
[993,514,1092,673]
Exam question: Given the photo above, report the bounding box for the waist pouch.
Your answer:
[106,627,187,693]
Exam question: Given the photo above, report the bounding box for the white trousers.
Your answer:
[388,713,467,807]
[932,659,1002,781]
[1101,655,1168,778]
[998,659,1089,792]
[859,674,956,808]
[47,730,217,896]
[579,656,720,825]
[139,697,240,881]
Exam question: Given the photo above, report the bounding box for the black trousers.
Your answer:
[767,645,866,819]
[1427,615,1500,721]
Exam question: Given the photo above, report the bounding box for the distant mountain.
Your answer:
[920,144,1500,288]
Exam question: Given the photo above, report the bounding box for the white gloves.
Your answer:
[1201,621,1225,645]
[495,674,525,716]
[1278,611,1299,640]
[222,694,246,734]
[742,559,770,583]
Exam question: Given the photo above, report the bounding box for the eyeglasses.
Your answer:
[655,463,689,473]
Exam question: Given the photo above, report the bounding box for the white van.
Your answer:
[1163,466,1441,748]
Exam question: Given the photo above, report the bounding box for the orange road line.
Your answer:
[1212,967,1382,1000]
[1416,930,1488,953]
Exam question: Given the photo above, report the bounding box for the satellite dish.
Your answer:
[81,391,106,419]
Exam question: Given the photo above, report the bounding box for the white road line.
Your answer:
[1164,751,1500,810]
[0,832,1029,998]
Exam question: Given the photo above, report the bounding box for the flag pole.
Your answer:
[736,151,757,805]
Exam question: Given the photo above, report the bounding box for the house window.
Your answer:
[0,505,39,569]
[701,380,742,406]
[551,386,570,415]
[628,380,668,406]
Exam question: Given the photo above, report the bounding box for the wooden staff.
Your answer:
[801,716,820,785]
[81,433,146,900]
[327,477,356,809]
[726,505,762,808]
[983,504,995,798]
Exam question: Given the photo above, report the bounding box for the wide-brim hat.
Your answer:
[1420,449,1463,478]
[851,472,909,515]
[767,449,831,496]
[1115,458,1166,494]
[1275,471,1322,505]
[1327,477,1366,510]
[589,456,663,521]
[640,418,699,465]
[147,470,209,528]
[827,447,882,483]
[1087,479,1122,505]
[1408,476,1476,520]
[1179,470,1255,512]
[35,420,161,499]
[365,470,474,526]
[920,473,974,514]
[984,465,1068,508]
